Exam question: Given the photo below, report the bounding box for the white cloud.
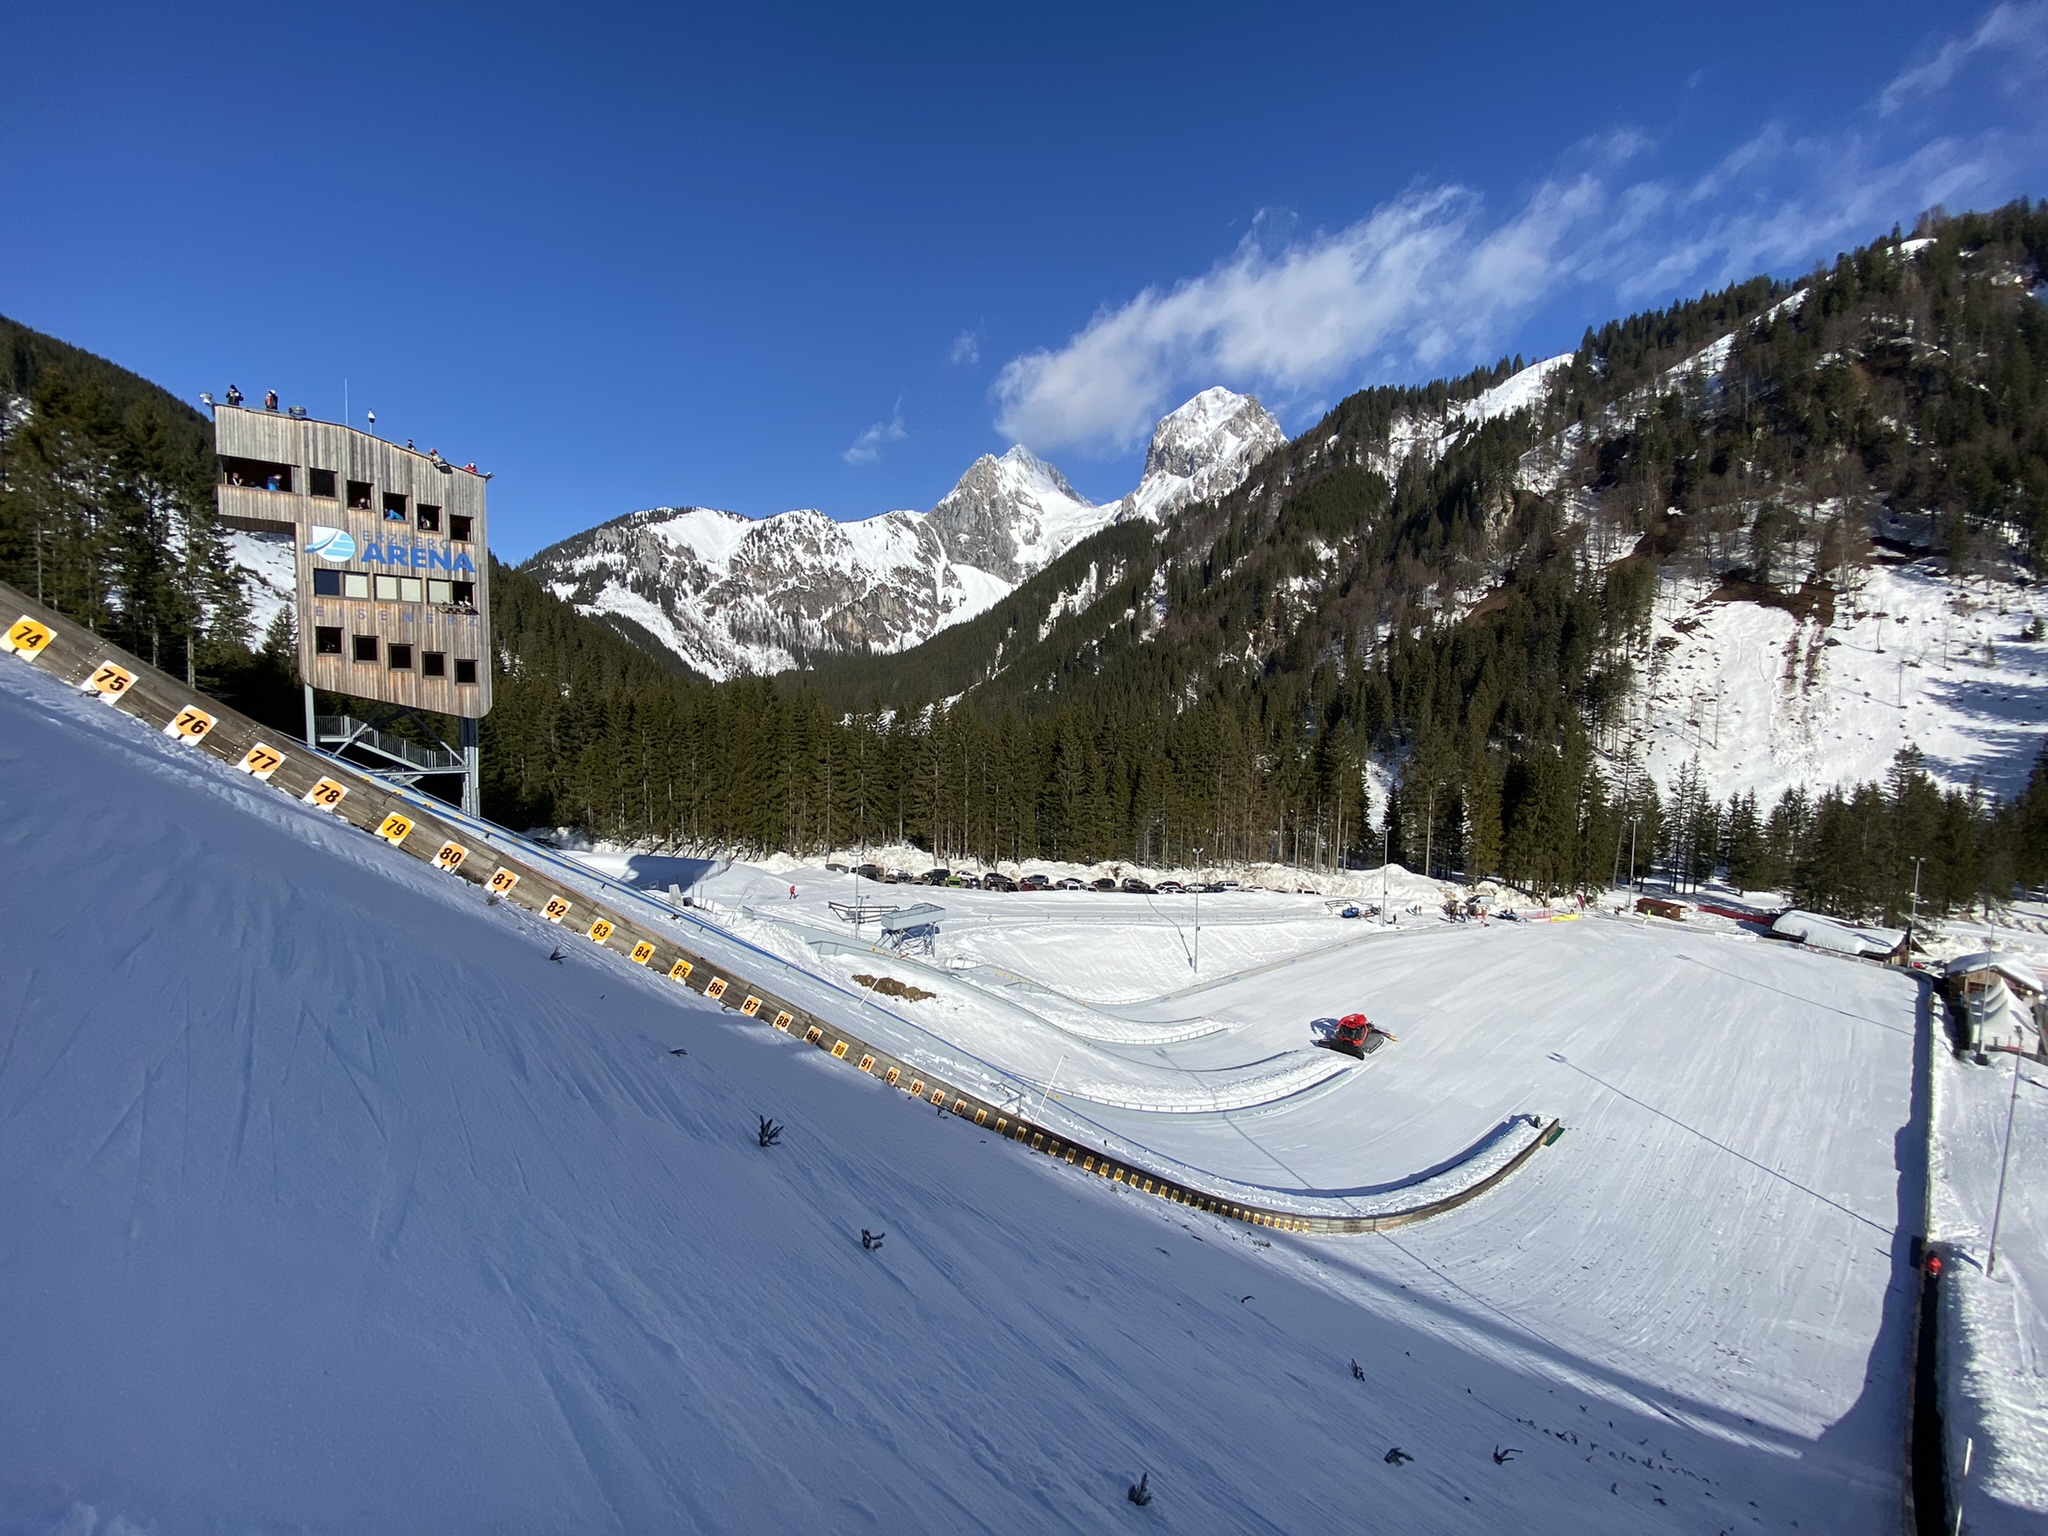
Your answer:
[1880,1,2048,115]
[992,172,1632,454]
[842,404,906,465]
[947,330,980,366]
[993,13,2045,458]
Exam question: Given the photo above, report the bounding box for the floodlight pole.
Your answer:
[1192,846,1203,979]
[1987,1045,2024,1278]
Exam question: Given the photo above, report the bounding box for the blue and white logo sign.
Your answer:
[305,526,357,563]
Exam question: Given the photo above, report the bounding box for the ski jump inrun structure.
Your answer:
[2,579,1563,1235]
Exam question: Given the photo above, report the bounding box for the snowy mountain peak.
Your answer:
[1119,388,1285,525]
[522,387,1283,679]
[925,445,1097,584]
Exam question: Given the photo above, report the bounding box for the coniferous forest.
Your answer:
[7,203,2048,925]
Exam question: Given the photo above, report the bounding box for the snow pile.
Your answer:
[1931,1044,2048,1531]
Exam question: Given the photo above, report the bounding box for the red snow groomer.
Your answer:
[1316,1013,1398,1058]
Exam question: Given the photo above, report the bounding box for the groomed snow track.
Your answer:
[1,580,1560,1234]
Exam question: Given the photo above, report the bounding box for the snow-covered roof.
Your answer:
[1945,951,2044,994]
[1771,910,1902,957]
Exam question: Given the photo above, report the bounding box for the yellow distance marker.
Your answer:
[587,917,615,944]
[83,661,136,702]
[487,867,520,895]
[377,813,414,846]
[237,743,286,780]
[740,995,762,1017]
[304,778,348,810]
[629,940,656,965]
[668,958,693,982]
[541,896,571,923]
[704,977,728,1001]
[164,706,216,744]
[772,1010,794,1031]
[433,842,468,873]
[4,617,53,660]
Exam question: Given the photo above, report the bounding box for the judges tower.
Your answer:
[212,403,491,814]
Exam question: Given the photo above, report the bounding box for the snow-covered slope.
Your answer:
[524,390,1281,679]
[1629,561,2048,804]
[1370,353,1573,480]
[1,632,1944,1533]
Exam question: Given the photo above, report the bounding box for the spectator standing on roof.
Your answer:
[264,389,279,411]
[225,385,243,406]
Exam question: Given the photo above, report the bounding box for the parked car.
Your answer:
[1153,880,1184,894]
[982,872,1017,892]
[825,861,849,874]
[1019,873,1052,890]
[855,863,884,882]
[1216,880,1241,892]
[946,874,975,888]
[922,868,951,886]
[1056,877,1087,891]
[884,867,913,884]
[1120,877,1155,894]
[1090,877,1118,892]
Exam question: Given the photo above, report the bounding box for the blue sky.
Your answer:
[5,3,2044,559]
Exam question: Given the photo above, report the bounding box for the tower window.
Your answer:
[422,650,447,678]
[220,455,293,492]
[314,626,343,655]
[454,658,479,685]
[308,468,338,499]
[449,514,473,542]
[388,643,414,670]
[347,480,373,510]
[352,635,379,663]
[416,504,441,532]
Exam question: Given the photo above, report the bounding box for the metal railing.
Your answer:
[316,715,463,773]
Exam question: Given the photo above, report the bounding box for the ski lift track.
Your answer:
[1,580,1563,1235]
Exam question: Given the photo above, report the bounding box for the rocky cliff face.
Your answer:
[922,446,1095,584]
[522,390,1282,679]
[1113,388,1288,525]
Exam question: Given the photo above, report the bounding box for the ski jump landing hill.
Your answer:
[0,580,1558,1234]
